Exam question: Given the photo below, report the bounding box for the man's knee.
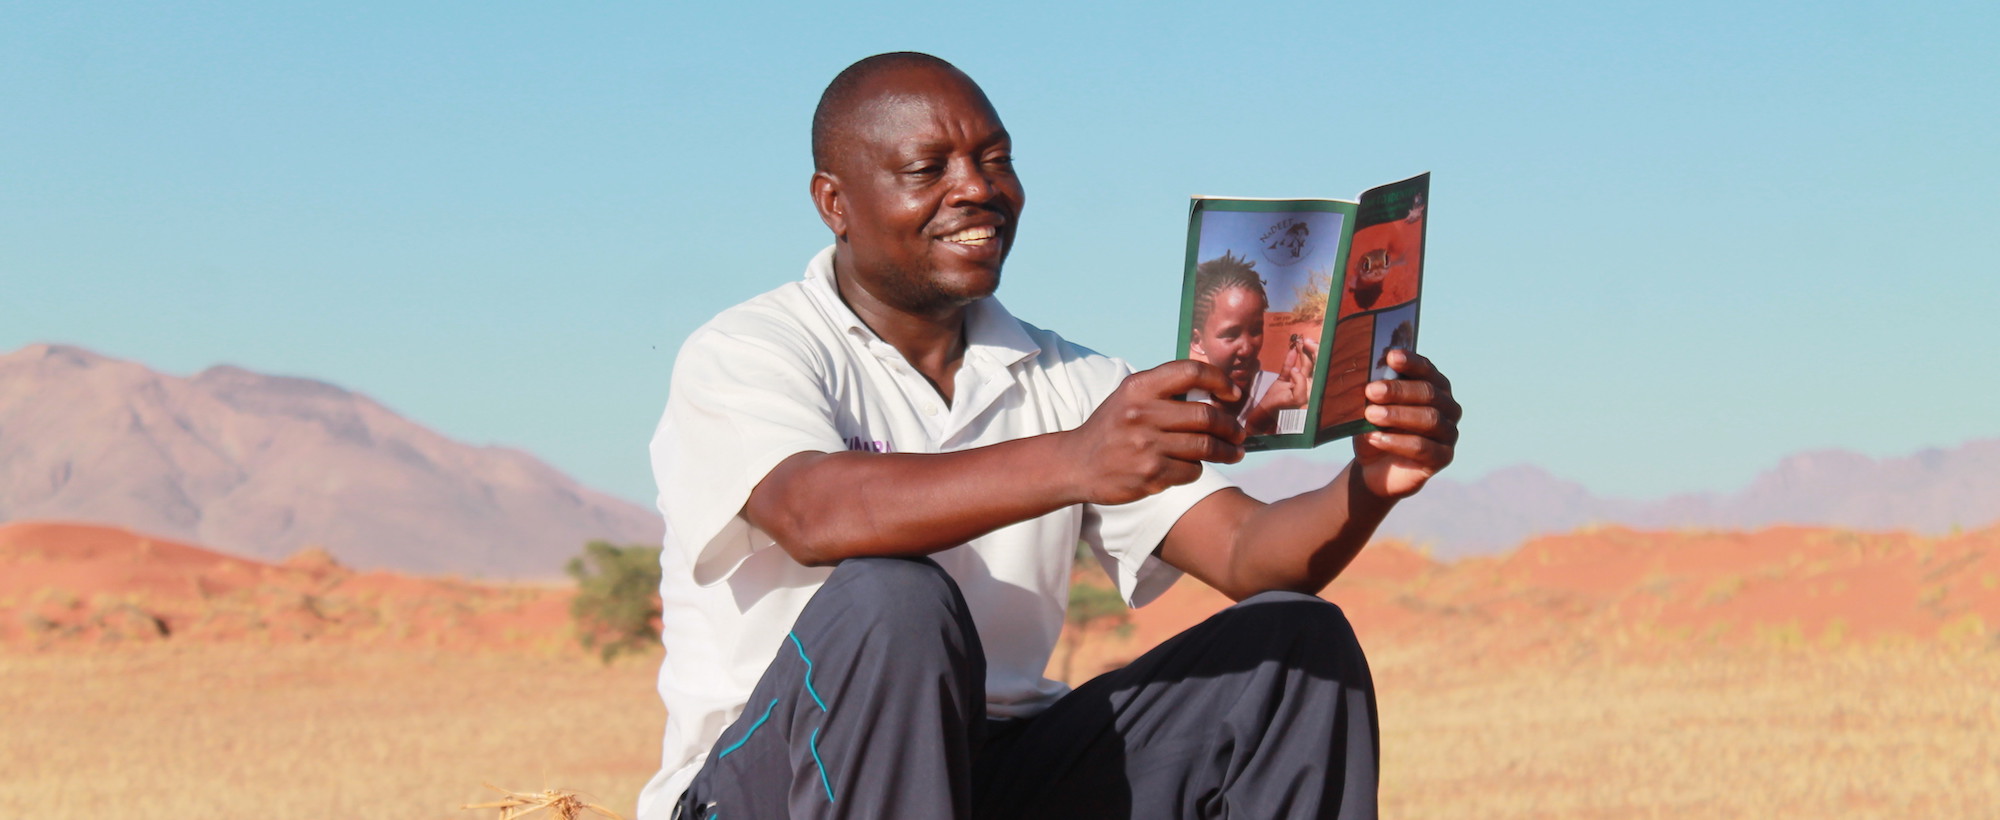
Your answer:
[812,556,976,648]
[1218,590,1369,673]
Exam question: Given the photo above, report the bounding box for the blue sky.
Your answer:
[5,1,1996,506]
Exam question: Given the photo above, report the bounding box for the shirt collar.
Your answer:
[802,245,1041,370]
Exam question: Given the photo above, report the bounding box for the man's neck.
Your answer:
[832,265,969,405]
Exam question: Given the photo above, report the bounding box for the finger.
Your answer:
[1147,359,1242,403]
[1363,404,1441,433]
[1364,378,1436,406]
[1387,349,1453,394]
[1365,374,1463,423]
[1438,390,1464,424]
[1157,397,1245,443]
[1372,407,1458,446]
[1352,431,1382,460]
[1359,431,1454,469]
[1160,431,1243,465]
[1160,458,1205,488]
[1289,356,1313,381]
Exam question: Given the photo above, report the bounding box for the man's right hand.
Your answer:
[1061,360,1248,506]
[748,361,1245,566]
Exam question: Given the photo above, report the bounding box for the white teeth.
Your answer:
[942,226,998,243]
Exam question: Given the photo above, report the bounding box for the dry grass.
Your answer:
[7,641,1997,818]
[2,644,662,819]
[1373,643,2000,819]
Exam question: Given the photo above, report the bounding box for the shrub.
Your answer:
[565,540,663,663]
[1057,578,1132,682]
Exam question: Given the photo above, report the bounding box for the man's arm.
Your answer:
[746,361,1249,566]
[1157,350,1461,600]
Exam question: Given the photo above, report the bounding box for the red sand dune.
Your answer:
[1060,524,2000,679]
[0,520,572,649]
[10,518,1995,668]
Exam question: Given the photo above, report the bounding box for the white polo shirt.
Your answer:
[636,246,1234,818]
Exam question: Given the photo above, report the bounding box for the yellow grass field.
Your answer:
[4,645,664,819]
[8,641,1997,819]
[1368,643,2000,819]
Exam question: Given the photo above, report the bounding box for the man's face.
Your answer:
[819,68,1025,315]
[1190,286,1266,392]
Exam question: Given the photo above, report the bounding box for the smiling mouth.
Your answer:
[939,226,1000,246]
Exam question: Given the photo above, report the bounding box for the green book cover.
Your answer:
[1175,172,1430,450]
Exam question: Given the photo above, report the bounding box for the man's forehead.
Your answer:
[838,69,1004,148]
[855,93,1004,140]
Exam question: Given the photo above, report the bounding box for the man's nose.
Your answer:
[944,157,996,206]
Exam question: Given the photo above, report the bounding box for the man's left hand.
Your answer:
[1355,349,1461,500]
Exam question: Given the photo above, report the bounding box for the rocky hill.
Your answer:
[0,344,661,576]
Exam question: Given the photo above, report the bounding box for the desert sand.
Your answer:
[6,520,1998,818]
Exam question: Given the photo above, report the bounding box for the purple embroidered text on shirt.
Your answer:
[844,436,892,453]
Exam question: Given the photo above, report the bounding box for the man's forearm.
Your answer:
[745,433,1084,566]
[1164,461,1398,601]
[1233,461,1397,594]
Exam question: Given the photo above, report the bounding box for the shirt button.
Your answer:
[923,404,939,416]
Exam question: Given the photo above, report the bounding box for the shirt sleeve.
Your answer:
[1063,349,1236,608]
[1081,468,1235,608]
[650,314,842,586]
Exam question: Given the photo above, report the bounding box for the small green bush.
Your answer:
[565,540,663,663]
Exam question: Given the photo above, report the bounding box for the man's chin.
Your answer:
[933,265,1003,304]
[883,267,1001,315]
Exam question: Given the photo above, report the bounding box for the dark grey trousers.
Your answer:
[674,557,1378,820]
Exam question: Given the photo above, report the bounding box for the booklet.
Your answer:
[1175,172,1429,450]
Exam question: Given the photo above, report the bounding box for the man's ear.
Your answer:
[811,171,846,239]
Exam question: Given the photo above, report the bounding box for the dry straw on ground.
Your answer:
[463,784,625,820]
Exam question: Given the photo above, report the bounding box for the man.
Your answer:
[640,52,1460,820]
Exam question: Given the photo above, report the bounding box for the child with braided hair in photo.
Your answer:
[1186,251,1315,436]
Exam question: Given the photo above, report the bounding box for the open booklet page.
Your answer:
[1176,173,1428,451]
[1318,173,1428,444]
[1178,199,1354,449]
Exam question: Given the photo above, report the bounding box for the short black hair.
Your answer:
[1192,251,1267,328]
[812,52,962,172]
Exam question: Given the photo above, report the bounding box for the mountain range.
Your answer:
[0,344,661,577]
[1226,439,2000,558]
[7,341,1993,572]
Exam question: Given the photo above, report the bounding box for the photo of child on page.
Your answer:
[1185,251,1314,436]
[1184,204,1344,437]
